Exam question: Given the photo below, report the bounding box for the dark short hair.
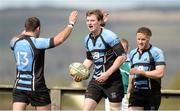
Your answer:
[137,27,152,37]
[86,9,103,22]
[25,17,40,32]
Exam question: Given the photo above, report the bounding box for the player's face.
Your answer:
[86,14,101,33]
[136,33,150,51]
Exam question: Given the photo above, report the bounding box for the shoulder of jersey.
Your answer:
[101,28,118,42]
[150,46,163,53]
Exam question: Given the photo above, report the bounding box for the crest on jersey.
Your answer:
[92,52,100,59]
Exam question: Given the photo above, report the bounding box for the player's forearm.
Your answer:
[127,75,133,93]
[83,58,93,70]
[53,10,78,46]
[53,26,73,46]
[106,55,126,75]
[140,65,165,79]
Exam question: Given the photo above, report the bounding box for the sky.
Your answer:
[0,0,180,10]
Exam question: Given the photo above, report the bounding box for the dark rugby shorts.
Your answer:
[13,89,51,106]
[129,88,161,110]
[85,79,124,103]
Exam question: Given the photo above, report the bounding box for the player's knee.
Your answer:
[109,101,121,111]
[110,106,120,111]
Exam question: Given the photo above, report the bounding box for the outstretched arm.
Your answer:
[101,11,109,27]
[53,11,78,46]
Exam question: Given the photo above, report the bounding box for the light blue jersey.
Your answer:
[84,28,125,80]
[130,44,165,91]
[10,35,54,91]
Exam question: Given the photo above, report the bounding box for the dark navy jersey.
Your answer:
[84,28,125,79]
[10,35,54,91]
[130,44,166,91]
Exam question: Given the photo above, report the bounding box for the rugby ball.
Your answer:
[69,62,90,80]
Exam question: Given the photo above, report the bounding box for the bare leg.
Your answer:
[128,106,144,111]
[109,101,121,111]
[35,104,51,110]
[13,102,27,111]
[83,98,97,111]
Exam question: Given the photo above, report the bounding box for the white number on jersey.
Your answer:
[17,51,28,66]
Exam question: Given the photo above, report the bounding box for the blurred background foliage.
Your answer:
[0,7,179,89]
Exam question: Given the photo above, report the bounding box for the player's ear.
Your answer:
[34,26,40,38]
[36,26,40,31]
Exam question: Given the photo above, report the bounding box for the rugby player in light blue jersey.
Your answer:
[10,11,78,110]
[73,9,126,111]
[128,27,166,110]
